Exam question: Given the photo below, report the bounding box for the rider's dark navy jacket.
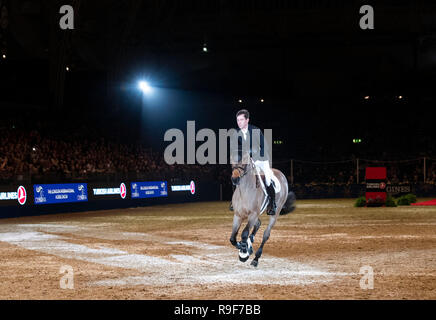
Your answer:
[234,124,270,162]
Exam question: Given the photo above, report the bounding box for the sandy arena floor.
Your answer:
[0,198,435,300]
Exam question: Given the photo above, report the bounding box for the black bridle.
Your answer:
[231,159,254,185]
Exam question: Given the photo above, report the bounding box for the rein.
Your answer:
[234,159,254,179]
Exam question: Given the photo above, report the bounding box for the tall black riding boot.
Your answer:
[266,183,277,215]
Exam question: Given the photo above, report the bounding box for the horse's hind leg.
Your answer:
[229,215,242,249]
[251,216,278,267]
[249,219,262,244]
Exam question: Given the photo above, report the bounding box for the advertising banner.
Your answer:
[365,167,387,206]
[0,185,30,206]
[131,181,168,199]
[33,183,88,205]
[88,182,128,201]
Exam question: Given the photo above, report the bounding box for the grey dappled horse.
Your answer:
[229,153,296,267]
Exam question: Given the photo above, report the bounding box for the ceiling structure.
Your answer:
[3,1,436,101]
[2,0,436,157]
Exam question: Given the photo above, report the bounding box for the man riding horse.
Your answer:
[229,109,277,215]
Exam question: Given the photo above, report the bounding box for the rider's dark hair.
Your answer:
[236,109,250,119]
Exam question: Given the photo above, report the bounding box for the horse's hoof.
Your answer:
[250,260,258,267]
[239,247,249,262]
[239,255,249,262]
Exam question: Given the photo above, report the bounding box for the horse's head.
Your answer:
[231,163,246,185]
[230,152,252,186]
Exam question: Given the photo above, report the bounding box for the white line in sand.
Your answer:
[0,223,349,287]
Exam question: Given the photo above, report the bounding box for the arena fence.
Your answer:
[271,157,436,185]
[270,157,436,200]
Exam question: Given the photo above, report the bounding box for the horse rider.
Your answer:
[229,109,277,215]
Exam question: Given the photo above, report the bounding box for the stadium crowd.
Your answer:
[1,119,436,187]
[0,125,220,184]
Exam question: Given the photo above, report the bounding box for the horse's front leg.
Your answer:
[249,218,262,244]
[239,213,258,262]
[229,215,242,249]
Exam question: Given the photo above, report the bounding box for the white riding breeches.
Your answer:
[254,160,273,187]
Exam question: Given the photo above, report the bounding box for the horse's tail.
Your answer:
[279,191,296,215]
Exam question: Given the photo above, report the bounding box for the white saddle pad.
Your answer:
[257,173,281,215]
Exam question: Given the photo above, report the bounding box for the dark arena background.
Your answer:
[0,0,435,305]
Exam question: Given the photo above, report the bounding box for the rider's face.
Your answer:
[237,115,249,130]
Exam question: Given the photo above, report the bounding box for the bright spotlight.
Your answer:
[138,81,152,94]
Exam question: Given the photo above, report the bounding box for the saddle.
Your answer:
[255,173,280,193]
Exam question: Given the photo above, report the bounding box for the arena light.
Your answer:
[138,81,152,94]
[238,99,243,103]
[364,95,370,100]
[2,54,5,59]
[260,98,264,103]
